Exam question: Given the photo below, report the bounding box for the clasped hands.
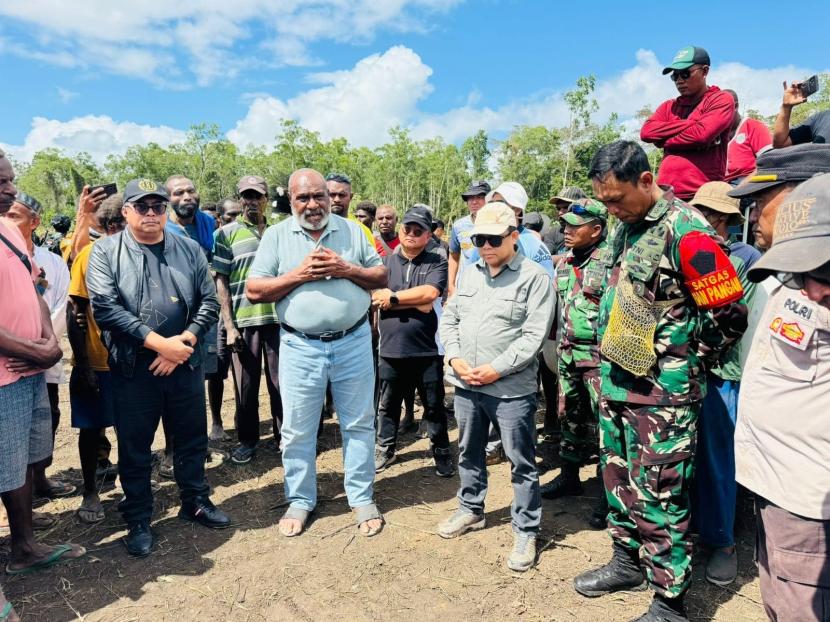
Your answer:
[296,247,351,282]
[450,358,500,386]
[150,331,197,376]
[4,335,62,374]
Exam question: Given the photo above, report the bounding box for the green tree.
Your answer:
[14,149,101,220]
[460,130,491,180]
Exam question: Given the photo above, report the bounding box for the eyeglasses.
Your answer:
[670,67,703,82]
[402,224,427,236]
[129,201,167,216]
[471,232,510,248]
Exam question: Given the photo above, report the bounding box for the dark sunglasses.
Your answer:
[471,232,510,248]
[571,204,590,216]
[402,224,427,236]
[129,202,167,216]
[670,67,702,82]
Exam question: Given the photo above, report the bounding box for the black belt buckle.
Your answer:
[319,331,340,342]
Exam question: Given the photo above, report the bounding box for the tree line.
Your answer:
[11,73,828,229]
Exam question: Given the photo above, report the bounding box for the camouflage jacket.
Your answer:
[556,239,610,368]
[597,192,748,406]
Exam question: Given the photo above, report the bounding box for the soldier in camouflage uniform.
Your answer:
[540,199,610,529]
[573,141,748,622]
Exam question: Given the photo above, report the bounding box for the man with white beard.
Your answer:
[246,168,388,539]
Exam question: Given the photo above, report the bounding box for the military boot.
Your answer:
[540,462,583,499]
[630,594,688,622]
[574,542,647,597]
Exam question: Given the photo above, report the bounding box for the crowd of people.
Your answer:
[0,44,829,622]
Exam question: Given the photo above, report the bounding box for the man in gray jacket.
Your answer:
[438,202,554,572]
[87,179,230,558]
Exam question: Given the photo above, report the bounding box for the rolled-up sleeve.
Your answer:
[489,272,554,377]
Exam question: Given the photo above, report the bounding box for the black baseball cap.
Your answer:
[728,143,830,198]
[749,173,830,282]
[123,179,169,203]
[461,180,491,199]
[401,206,432,232]
[662,46,711,75]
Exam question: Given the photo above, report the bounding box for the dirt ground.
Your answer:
[1,376,766,622]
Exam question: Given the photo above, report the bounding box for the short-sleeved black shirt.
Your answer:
[790,110,830,145]
[379,247,448,358]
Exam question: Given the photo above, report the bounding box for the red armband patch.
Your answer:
[679,231,743,309]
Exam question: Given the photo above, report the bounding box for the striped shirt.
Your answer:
[212,218,278,328]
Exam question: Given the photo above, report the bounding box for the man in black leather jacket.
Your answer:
[87,179,231,557]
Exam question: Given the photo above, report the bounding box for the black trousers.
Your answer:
[231,324,282,447]
[112,357,210,525]
[376,356,449,451]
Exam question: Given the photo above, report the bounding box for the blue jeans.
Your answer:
[692,376,738,548]
[455,388,540,535]
[279,321,375,512]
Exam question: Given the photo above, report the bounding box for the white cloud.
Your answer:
[6,48,826,168]
[1,116,186,163]
[0,0,460,87]
[228,46,433,148]
[410,50,826,144]
[56,87,78,104]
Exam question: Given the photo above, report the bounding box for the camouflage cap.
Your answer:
[749,173,830,282]
[15,191,43,216]
[560,198,607,226]
[549,186,587,206]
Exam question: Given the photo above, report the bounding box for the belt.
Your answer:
[281,316,367,342]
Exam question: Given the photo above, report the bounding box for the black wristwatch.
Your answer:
[390,293,399,305]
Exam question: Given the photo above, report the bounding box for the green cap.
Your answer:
[662,46,710,75]
[560,199,607,226]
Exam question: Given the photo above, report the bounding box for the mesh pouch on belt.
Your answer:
[600,277,676,377]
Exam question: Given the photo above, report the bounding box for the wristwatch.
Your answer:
[390,293,399,305]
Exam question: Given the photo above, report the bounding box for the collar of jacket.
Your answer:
[123,227,171,254]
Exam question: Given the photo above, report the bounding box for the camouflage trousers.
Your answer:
[599,400,699,598]
[557,361,601,465]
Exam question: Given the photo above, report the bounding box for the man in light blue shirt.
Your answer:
[448,180,491,296]
[246,168,388,539]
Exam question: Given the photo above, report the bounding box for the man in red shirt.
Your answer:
[724,90,772,184]
[641,46,735,199]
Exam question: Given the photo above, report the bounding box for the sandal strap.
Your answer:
[354,503,382,524]
[282,507,311,523]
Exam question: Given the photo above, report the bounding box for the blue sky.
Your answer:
[1,0,827,161]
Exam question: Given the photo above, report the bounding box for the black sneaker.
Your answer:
[231,444,256,465]
[375,447,397,472]
[179,498,231,530]
[124,521,154,557]
[433,447,455,478]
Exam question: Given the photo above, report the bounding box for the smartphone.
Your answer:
[89,182,117,197]
[800,75,819,98]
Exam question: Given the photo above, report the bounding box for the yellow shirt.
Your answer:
[68,242,110,371]
[349,214,375,247]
